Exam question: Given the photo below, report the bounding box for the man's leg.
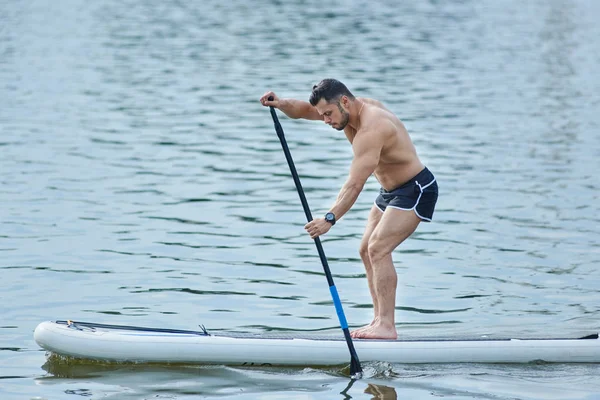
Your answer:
[350,205,383,336]
[352,207,421,339]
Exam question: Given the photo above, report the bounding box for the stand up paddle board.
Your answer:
[34,320,600,366]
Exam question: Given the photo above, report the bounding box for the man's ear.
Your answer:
[340,95,350,110]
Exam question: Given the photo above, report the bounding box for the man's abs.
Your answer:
[375,159,424,191]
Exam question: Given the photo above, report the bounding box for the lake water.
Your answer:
[1,0,600,399]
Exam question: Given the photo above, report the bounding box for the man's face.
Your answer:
[315,97,349,131]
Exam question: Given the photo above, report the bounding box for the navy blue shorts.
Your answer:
[374,167,438,222]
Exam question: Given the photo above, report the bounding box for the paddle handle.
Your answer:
[268,97,362,378]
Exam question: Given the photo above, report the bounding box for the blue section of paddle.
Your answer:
[329,285,348,329]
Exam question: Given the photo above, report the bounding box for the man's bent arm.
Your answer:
[278,99,323,121]
[328,180,364,221]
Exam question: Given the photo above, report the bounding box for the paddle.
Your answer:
[267,97,363,379]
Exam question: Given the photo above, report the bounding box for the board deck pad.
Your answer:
[56,320,599,342]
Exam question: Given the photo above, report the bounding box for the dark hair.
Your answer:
[309,79,355,106]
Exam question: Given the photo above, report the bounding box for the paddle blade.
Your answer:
[350,356,363,379]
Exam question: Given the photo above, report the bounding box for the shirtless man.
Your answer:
[260,79,438,339]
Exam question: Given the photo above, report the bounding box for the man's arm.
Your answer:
[260,91,323,120]
[328,130,383,220]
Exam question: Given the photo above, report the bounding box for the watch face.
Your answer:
[325,213,334,221]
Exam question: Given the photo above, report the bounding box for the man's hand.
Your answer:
[260,91,280,108]
[304,218,332,239]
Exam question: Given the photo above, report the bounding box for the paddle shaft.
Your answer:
[268,99,362,378]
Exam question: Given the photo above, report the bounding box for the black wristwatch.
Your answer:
[324,212,336,226]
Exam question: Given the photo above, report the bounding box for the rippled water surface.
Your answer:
[2,0,600,399]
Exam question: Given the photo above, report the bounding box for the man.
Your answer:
[260,79,438,339]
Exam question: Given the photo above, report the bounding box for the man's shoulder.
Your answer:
[353,122,388,148]
[362,101,404,133]
[361,107,396,132]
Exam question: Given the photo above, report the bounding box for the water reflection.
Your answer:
[42,358,402,399]
[364,383,398,400]
[341,379,397,400]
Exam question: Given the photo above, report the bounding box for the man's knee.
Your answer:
[359,239,370,261]
[367,237,390,263]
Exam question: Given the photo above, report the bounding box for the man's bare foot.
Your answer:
[350,322,397,340]
[350,322,374,338]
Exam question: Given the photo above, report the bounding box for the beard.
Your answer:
[334,101,350,131]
